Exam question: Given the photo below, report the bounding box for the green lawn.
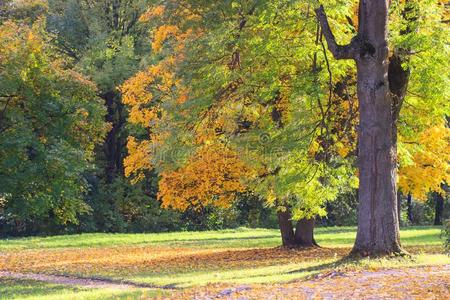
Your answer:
[0,278,159,300]
[0,226,447,299]
[0,226,443,251]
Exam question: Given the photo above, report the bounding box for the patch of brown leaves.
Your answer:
[0,246,348,277]
[169,265,450,299]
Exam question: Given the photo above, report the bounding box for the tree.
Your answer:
[0,20,107,229]
[316,0,448,255]
[122,0,357,247]
[46,0,150,182]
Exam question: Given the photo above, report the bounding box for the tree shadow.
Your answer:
[285,255,353,275]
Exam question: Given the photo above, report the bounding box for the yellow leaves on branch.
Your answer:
[399,124,450,200]
[124,137,152,182]
[120,62,175,128]
[152,25,180,53]
[139,5,165,23]
[158,143,249,211]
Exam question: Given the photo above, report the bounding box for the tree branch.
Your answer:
[315,5,359,60]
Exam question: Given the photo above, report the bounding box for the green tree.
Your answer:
[121,0,358,246]
[0,20,107,229]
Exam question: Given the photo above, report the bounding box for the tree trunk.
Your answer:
[316,0,402,255]
[407,193,413,223]
[433,192,444,226]
[101,90,126,183]
[352,0,402,255]
[294,218,317,247]
[277,210,296,247]
[397,190,402,226]
[277,208,317,248]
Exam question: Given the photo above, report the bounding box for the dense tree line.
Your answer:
[0,0,448,254]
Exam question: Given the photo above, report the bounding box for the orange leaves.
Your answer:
[158,143,249,211]
[124,137,152,181]
[139,5,165,23]
[152,25,180,53]
[128,106,158,128]
[121,66,161,106]
[399,124,450,200]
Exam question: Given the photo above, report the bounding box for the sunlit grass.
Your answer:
[0,226,446,298]
[0,226,443,251]
[0,278,160,300]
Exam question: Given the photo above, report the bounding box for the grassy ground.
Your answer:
[0,278,158,300]
[0,226,442,250]
[0,226,447,299]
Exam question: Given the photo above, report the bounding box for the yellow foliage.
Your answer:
[139,5,165,22]
[124,137,153,182]
[399,124,450,200]
[152,25,180,53]
[158,143,249,211]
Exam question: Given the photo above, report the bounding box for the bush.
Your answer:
[76,176,181,233]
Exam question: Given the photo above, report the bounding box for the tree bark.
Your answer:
[316,1,403,255]
[407,193,413,223]
[397,190,402,226]
[433,192,444,226]
[277,210,296,247]
[277,207,317,248]
[294,218,318,247]
[101,90,126,183]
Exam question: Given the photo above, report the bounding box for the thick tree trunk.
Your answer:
[433,192,444,226]
[277,210,296,247]
[277,208,317,248]
[352,0,402,255]
[316,0,402,255]
[294,218,317,247]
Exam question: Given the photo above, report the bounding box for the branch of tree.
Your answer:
[314,5,359,60]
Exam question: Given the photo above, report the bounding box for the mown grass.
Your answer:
[0,226,443,251]
[0,278,160,300]
[0,226,447,298]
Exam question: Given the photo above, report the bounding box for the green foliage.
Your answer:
[123,0,359,221]
[79,176,181,233]
[0,20,108,228]
[320,192,358,226]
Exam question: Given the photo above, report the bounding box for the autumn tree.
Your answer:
[0,20,107,228]
[316,0,448,255]
[122,0,358,247]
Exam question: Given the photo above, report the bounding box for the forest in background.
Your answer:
[0,0,448,242]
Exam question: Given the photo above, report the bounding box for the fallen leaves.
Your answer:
[0,246,348,277]
[169,265,450,299]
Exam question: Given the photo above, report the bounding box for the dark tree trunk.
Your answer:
[277,210,296,247]
[277,208,317,248]
[294,218,318,247]
[433,192,444,226]
[397,190,402,226]
[101,91,126,183]
[407,193,413,223]
[316,0,403,255]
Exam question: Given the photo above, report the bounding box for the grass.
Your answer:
[0,226,443,250]
[0,278,160,300]
[0,226,447,299]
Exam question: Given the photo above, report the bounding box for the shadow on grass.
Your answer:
[0,278,83,299]
[285,255,353,276]
[152,235,280,245]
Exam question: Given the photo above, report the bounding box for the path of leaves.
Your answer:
[0,246,350,276]
[172,264,450,299]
